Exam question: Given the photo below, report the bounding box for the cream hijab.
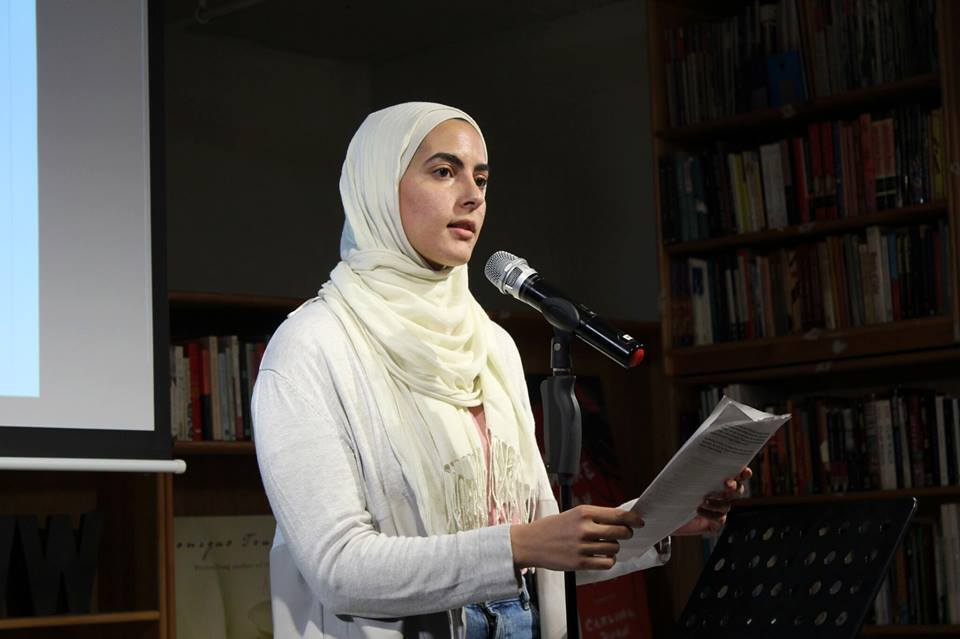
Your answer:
[319,102,542,535]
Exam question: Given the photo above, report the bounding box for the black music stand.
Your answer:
[677,498,917,639]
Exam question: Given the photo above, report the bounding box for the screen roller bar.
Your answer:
[0,456,186,473]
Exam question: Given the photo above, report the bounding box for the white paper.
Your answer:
[618,397,789,561]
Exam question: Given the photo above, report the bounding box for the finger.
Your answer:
[697,505,728,520]
[581,541,621,557]
[705,491,733,501]
[700,505,731,518]
[719,481,746,498]
[695,510,728,530]
[580,555,616,571]
[702,494,734,509]
[587,507,644,529]
[588,523,635,541]
[739,467,753,480]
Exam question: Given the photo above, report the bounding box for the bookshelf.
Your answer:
[163,291,295,636]
[647,0,960,636]
[0,471,168,639]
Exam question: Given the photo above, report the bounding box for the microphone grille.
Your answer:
[484,250,520,290]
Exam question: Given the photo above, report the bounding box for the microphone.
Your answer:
[484,251,645,368]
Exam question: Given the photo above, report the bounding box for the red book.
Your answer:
[842,123,859,215]
[187,341,203,441]
[820,121,837,219]
[851,120,866,212]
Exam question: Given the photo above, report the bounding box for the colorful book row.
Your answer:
[660,106,946,244]
[671,222,950,346]
[169,336,268,442]
[697,387,960,496]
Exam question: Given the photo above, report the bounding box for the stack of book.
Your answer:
[663,0,938,127]
[660,106,946,244]
[169,336,269,442]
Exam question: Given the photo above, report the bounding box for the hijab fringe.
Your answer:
[441,435,536,533]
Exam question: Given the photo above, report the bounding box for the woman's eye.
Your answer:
[475,175,488,188]
[434,167,452,178]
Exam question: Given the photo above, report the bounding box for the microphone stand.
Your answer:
[539,298,582,639]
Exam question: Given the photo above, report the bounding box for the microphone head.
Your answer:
[485,250,529,294]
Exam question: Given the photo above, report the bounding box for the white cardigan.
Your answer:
[252,298,664,638]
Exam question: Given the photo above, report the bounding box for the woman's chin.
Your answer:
[423,249,474,270]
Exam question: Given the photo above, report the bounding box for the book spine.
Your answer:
[187,341,203,441]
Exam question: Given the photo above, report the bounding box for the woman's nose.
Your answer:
[459,177,485,210]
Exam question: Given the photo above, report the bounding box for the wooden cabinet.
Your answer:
[0,471,167,639]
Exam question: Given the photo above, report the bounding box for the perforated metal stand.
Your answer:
[678,498,917,639]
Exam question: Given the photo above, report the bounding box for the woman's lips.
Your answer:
[447,220,476,238]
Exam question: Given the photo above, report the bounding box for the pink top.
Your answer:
[469,406,522,526]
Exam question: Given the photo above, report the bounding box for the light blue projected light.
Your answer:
[0,0,39,398]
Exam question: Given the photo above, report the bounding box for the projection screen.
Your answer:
[0,0,173,466]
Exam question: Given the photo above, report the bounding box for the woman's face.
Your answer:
[398,119,488,270]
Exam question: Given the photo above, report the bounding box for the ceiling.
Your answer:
[163,0,630,62]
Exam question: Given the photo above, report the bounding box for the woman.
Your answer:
[252,102,748,639]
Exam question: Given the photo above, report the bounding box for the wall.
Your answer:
[164,28,370,298]
[371,1,659,321]
[164,0,660,321]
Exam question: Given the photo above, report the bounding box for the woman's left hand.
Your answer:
[672,467,752,536]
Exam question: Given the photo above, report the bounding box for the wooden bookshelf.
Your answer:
[740,485,960,508]
[168,290,304,310]
[678,344,960,386]
[0,471,167,637]
[172,441,256,455]
[647,0,960,634]
[0,611,161,630]
[164,291,292,637]
[667,315,956,376]
[666,201,948,256]
[658,73,941,142]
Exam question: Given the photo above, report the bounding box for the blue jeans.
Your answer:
[464,574,539,639]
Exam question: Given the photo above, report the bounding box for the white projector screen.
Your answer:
[0,0,170,460]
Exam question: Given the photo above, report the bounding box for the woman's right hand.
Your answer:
[509,505,644,572]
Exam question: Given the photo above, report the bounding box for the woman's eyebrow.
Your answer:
[424,152,489,173]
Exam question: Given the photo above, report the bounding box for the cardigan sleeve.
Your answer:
[252,367,521,618]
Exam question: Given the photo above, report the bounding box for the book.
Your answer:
[174,515,275,639]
